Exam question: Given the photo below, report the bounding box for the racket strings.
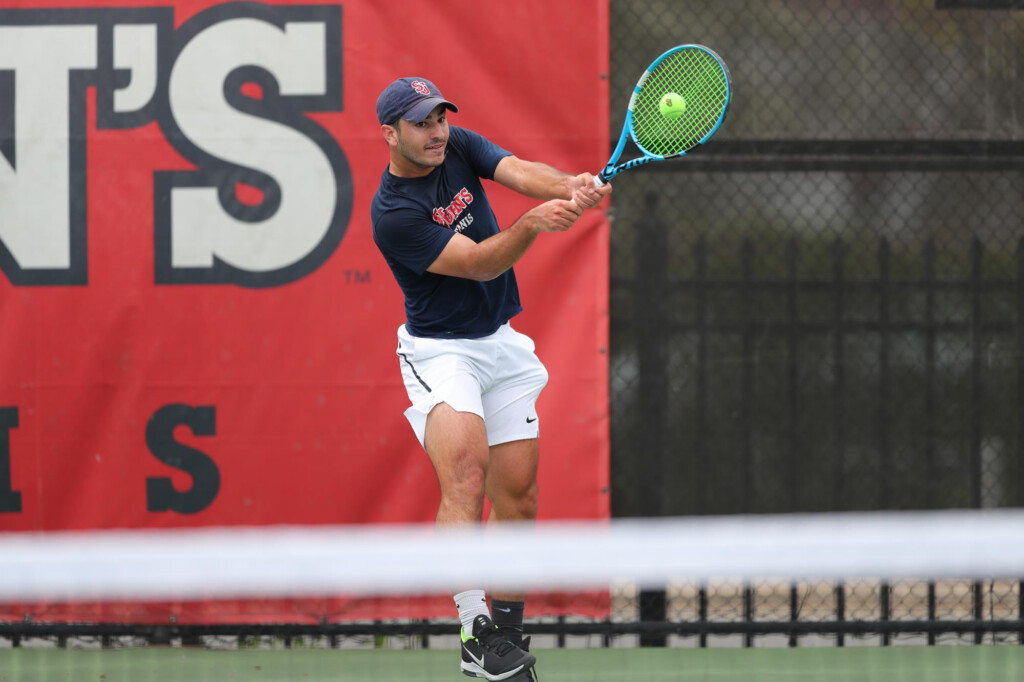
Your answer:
[631,48,729,156]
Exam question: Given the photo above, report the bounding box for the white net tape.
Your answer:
[2,509,1023,601]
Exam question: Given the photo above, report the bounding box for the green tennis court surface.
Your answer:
[1,646,1021,682]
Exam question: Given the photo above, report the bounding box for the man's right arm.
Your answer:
[426,199,582,282]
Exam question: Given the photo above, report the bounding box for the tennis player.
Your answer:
[371,77,610,681]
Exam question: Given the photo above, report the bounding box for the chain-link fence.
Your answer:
[608,0,1023,644]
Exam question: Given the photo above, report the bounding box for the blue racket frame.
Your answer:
[597,44,731,184]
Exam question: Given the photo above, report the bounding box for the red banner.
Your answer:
[0,0,610,621]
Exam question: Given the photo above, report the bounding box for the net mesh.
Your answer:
[2,513,1023,679]
[630,46,730,156]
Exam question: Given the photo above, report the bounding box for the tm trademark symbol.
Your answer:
[344,270,371,284]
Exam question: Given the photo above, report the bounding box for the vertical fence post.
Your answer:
[741,238,755,647]
[833,238,846,510]
[695,234,709,649]
[634,192,668,647]
[835,582,846,648]
[741,238,755,514]
[833,238,846,647]
[698,584,708,649]
[924,239,936,509]
[878,238,892,510]
[970,238,984,644]
[634,193,668,515]
[970,238,984,510]
[786,238,801,648]
[1018,238,1024,511]
[1018,238,1024,645]
[787,238,801,512]
[924,238,938,645]
[878,238,892,646]
[695,234,709,515]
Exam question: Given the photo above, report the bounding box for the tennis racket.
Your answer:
[594,45,731,186]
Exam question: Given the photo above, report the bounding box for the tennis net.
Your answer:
[2,510,1023,681]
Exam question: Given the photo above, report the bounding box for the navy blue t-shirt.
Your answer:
[371,126,519,338]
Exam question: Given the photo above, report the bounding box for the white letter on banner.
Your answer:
[167,18,335,272]
[0,25,96,272]
[112,23,159,114]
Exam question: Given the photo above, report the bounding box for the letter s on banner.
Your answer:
[156,4,351,287]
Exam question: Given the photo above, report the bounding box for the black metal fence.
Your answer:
[614,230,1024,517]
[607,0,1023,645]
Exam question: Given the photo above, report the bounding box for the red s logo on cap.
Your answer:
[411,80,430,95]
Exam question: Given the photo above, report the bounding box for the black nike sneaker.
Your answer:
[503,636,539,681]
[460,614,537,680]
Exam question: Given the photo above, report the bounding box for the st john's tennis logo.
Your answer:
[433,187,475,232]
[0,3,352,288]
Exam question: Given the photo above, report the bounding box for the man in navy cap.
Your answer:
[371,77,611,681]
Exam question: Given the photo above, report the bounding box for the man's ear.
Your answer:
[381,123,400,146]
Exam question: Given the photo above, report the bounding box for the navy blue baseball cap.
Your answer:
[376,77,458,125]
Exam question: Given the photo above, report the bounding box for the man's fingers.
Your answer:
[572,186,606,209]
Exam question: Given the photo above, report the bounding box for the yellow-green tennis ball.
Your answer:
[659,92,686,119]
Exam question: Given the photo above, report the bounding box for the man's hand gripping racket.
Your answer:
[593,44,732,188]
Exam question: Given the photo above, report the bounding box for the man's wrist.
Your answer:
[562,175,582,200]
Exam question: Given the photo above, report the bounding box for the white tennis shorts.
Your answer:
[396,322,549,448]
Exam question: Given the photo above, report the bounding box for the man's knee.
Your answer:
[492,478,539,520]
[440,448,488,500]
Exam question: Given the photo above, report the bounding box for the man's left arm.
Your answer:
[493,156,611,210]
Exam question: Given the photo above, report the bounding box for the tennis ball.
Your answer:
[659,92,686,119]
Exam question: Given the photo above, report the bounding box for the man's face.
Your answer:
[390,105,450,172]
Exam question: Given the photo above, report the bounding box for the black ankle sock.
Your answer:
[490,599,525,644]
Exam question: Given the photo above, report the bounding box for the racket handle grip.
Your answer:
[593,174,607,188]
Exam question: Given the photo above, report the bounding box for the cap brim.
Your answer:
[402,97,459,123]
